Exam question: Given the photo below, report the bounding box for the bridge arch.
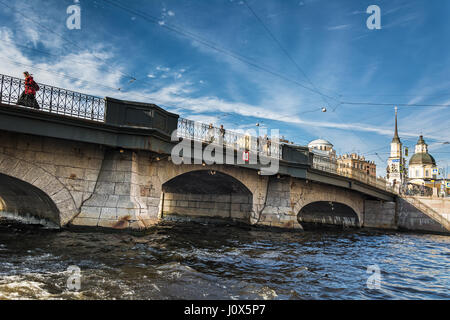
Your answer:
[297,201,360,229]
[155,163,262,196]
[0,153,78,226]
[291,180,364,226]
[159,167,257,223]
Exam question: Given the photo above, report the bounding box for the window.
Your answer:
[415,170,419,177]
[425,170,429,177]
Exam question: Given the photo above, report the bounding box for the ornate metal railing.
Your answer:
[312,157,394,193]
[0,73,105,121]
[177,117,282,159]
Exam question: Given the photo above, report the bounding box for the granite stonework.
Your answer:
[397,197,450,234]
[0,131,449,234]
[363,200,397,230]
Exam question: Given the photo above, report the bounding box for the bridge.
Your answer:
[0,73,405,231]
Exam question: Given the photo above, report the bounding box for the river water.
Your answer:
[0,220,448,300]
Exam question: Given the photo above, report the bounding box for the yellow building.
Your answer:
[337,153,377,179]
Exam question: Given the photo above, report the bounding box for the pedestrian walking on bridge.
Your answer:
[17,71,40,109]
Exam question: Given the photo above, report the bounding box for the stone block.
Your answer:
[200,202,214,209]
[114,183,131,196]
[100,159,116,171]
[32,173,54,191]
[34,151,54,164]
[0,158,19,173]
[216,202,231,210]
[164,193,174,200]
[69,190,84,208]
[100,207,117,219]
[231,203,241,212]
[116,160,132,172]
[71,217,99,227]
[146,197,161,208]
[56,198,77,213]
[84,169,101,181]
[88,158,103,169]
[117,196,138,209]
[95,182,116,195]
[117,208,135,218]
[63,178,87,192]
[10,161,32,179]
[78,206,102,219]
[85,194,109,207]
[55,166,85,180]
[232,195,251,204]
[214,195,231,203]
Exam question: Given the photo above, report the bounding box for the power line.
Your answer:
[340,101,450,108]
[241,0,339,104]
[101,0,339,101]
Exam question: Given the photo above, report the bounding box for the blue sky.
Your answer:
[0,0,449,176]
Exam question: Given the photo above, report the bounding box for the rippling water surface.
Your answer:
[0,221,448,300]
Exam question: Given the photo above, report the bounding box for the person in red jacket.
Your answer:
[17,71,40,109]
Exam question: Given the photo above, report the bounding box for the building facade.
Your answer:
[408,135,438,186]
[337,153,377,179]
[308,139,337,172]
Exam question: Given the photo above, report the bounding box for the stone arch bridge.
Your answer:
[0,78,395,230]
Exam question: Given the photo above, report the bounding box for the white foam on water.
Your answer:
[0,211,59,229]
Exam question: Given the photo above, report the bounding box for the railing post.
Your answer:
[49,87,54,112]
[8,76,13,104]
[0,75,4,104]
[85,95,89,118]
[56,88,61,114]
[91,98,95,120]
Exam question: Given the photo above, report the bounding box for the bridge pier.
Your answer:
[254,177,301,229]
[72,149,158,229]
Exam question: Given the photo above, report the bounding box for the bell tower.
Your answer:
[387,107,405,189]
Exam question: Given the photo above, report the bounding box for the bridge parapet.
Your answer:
[105,97,179,136]
[0,73,105,121]
[311,160,393,193]
[176,117,283,160]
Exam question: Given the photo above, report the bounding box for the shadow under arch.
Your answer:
[0,173,60,227]
[297,201,360,230]
[161,170,253,223]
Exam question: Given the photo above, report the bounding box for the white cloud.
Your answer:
[326,24,350,31]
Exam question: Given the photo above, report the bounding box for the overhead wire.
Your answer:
[101,0,340,101]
